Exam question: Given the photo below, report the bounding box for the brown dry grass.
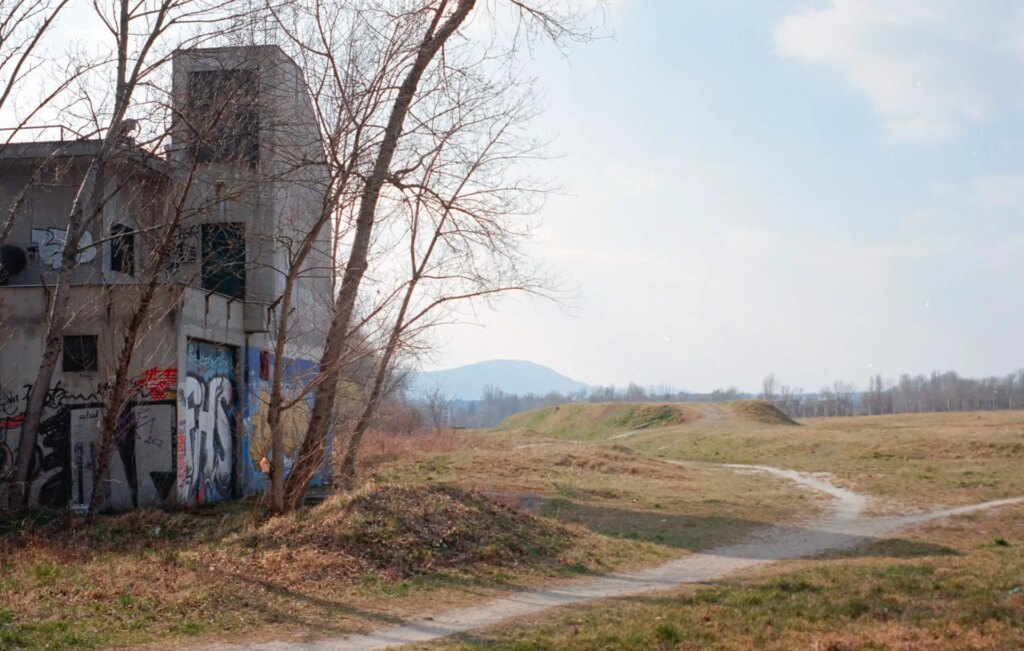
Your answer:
[507,404,1024,511]
[354,428,462,471]
[371,428,822,553]
[420,502,1024,651]
[9,426,761,650]
[0,478,640,650]
[8,407,1017,649]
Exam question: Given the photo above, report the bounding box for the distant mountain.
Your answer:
[409,359,589,401]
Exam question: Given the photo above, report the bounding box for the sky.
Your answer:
[425,0,1024,393]
[5,1,1022,393]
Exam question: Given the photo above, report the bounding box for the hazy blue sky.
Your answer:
[6,1,1020,393]
[429,0,1024,392]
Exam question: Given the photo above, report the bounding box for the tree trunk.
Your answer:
[283,0,476,509]
[337,277,416,492]
[9,156,105,510]
[6,0,153,511]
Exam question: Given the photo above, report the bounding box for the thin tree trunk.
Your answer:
[337,277,416,492]
[85,169,197,521]
[86,279,156,518]
[283,0,476,509]
[7,0,173,511]
[10,158,105,509]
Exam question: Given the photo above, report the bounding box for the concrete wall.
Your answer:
[0,45,334,510]
[0,285,179,510]
[0,154,164,289]
[169,45,332,360]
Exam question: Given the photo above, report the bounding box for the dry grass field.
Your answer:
[502,404,1024,512]
[416,500,1024,650]
[409,405,1024,650]
[2,404,1021,649]
[0,415,812,650]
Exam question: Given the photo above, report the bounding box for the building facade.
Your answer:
[0,45,333,510]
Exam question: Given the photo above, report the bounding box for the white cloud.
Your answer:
[971,174,1024,208]
[775,0,1024,143]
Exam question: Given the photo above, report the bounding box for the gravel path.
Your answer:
[223,464,1024,651]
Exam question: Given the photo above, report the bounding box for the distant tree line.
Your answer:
[418,369,1024,428]
[428,382,749,428]
[760,370,1024,419]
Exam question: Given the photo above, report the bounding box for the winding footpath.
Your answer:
[227,463,1024,651]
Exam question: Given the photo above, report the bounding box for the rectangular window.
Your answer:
[110,223,135,275]
[62,335,98,372]
[201,222,246,299]
[186,69,259,163]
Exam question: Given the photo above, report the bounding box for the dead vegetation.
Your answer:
[728,400,799,425]
[9,407,1018,649]
[246,485,575,577]
[499,400,796,439]
[427,502,1024,651]
[552,446,664,476]
[0,480,618,650]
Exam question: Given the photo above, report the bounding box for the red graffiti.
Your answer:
[136,368,177,400]
[0,415,25,429]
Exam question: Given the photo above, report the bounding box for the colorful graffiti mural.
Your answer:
[0,343,330,509]
[240,347,327,493]
[134,368,177,401]
[180,340,237,506]
[0,374,176,510]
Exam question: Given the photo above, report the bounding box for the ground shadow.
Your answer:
[534,498,958,561]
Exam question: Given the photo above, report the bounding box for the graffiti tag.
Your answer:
[31,228,97,269]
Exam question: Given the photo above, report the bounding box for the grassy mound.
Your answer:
[247,484,575,576]
[728,400,799,426]
[500,403,695,440]
[499,401,799,440]
[1,484,592,649]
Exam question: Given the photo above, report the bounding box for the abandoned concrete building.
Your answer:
[0,45,333,510]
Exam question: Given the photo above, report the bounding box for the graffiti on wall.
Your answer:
[31,227,97,269]
[241,348,326,493]
[134,368,177,401]
[69,404,176,510]
[181,340,236,506]
[0,372,176,509]
[249,386,309,467]
[0,383,96,507]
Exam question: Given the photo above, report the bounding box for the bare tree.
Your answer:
[333,80,551,490]
[7,0,241,510]
[760,373,777,404]
[423,386,450,434]
[277,0,590,509]
[0,0,70,128]
[0,0,80,253]
[281,0,480,507]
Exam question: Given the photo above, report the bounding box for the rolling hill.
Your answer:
[409,359,589,401]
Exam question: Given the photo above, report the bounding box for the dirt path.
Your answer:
[225,465,1024,651]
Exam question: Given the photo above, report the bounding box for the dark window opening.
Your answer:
[63,335,98,372]
[201,222,246,299]
[186,69,259,163]
[110,223,135,275]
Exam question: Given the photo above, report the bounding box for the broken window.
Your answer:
[186,69,259,163]
[63,335,98,372]
[201,222,246,299]
[110,223,135,275]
